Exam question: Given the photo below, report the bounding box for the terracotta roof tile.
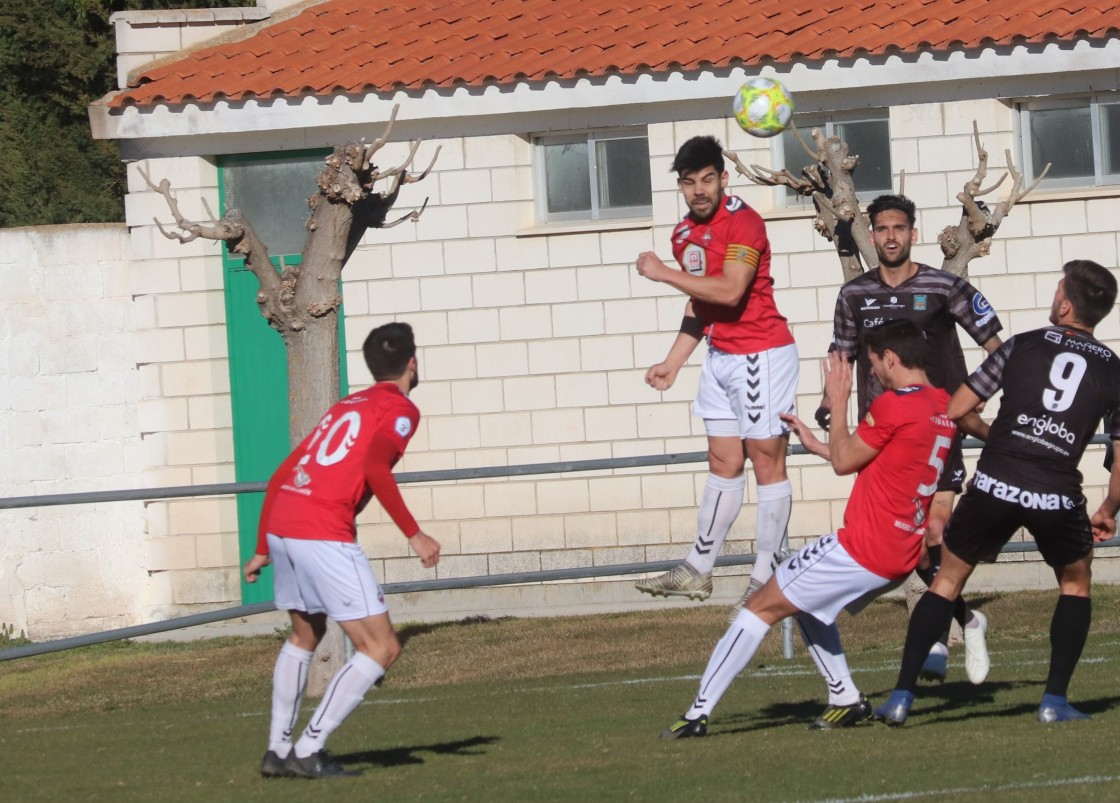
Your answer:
[109,0,1119,109]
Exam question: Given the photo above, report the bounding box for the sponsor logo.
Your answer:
[1017,412,1075,445]
[682,244,706,275]
[1061,335,1114,360]
[913,294,927,311]
[863,317,885,328]
[952,469,965,484]
[972,292,995,327]
[861,297,880,310]
[395,416,413,437]
[1045,330,1063,345]
[972,469,1075,510]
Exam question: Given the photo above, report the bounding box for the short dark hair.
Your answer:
[867,194,917,228]
[363,322,416,380]
[1063,259,1118,328]
[671,135,725,176]
[863,319,926,369]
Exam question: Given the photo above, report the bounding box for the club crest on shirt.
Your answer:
[394,416,412,437]
[913,294,927,311]
[681,244,706,275]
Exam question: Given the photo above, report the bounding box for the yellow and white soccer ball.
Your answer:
[733,78,794,138]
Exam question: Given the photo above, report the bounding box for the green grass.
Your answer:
[4,588,1120,801]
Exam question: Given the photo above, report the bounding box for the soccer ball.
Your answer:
[733,78,794,138]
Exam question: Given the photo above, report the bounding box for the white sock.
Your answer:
[685,608,769,719]
[269,642,313,756]
[795,613,859,706]
[684,473,746,575]
[294,651,385,758]
[751,480,792,588]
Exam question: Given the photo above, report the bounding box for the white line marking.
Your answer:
[790,773,1120,803]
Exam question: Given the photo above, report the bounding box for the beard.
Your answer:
[876,240,912,269]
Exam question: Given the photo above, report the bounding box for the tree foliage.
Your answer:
[0,0,252,228]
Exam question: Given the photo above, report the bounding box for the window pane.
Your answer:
[544,141,592,214]
[1101,103,1120,177]
[1030,106,1093,180]
[835,120,892,193]
[223,155,324,257]
[781,125,817,189]
[596,138,653,209]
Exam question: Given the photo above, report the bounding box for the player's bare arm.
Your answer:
[243,553,271,583]
[780,411,829,460]
[1090,441,1120,542]
[646,303,705,391]
[981,334,1003,354]
[636,251,754,307]
[814,350,852,428]
[947,384,990,440]
[409,531,441,567]
[822,351,881,474]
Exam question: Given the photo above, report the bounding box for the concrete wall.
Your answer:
[4,95,1120,638]
[0,224,149,639]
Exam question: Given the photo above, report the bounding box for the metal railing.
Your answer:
[1,436,1113,662]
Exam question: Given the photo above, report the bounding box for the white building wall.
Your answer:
[5,95,1120,637]
[0,225,150,639]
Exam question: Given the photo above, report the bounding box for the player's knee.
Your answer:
[708,452,745,478]
[357,632,401,668]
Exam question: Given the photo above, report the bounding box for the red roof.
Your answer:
[109,0,1119,109]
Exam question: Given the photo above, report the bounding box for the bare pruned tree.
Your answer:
[725,121,1049,282]
[142,104,438,444]
[142,104,439,692]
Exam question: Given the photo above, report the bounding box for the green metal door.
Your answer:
[219,151,347,603]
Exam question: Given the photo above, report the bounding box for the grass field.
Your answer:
[4,587,1120,801]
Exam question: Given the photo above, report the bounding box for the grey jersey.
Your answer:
[832,264,1003,417]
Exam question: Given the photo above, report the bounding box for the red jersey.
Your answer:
[255,383,420,553]
[670,195,793,354]
[838,385,956,580]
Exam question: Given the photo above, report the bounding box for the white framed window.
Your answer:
[776,111,892,206]
[532,129,652,223]
[1019,95,1120,189]
[220,150,329,260]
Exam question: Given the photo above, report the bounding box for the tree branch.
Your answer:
[939,122,1051,277]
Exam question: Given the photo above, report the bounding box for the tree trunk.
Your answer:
[283,313,346,697]
[284,313,342,445]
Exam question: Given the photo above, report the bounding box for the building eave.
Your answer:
[89,40,1120,158]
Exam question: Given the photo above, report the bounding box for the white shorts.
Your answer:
[775,534,897,625]
[269,534,389,621]
[693,342,799,440]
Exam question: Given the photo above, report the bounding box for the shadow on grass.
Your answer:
[910,680,1120,723]
[702,678,1120,734]
[396,615,508,650]
[339,735,499,767]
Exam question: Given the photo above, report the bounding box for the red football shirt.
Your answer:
[670,195,794,354]
[838,385,956,580]
[256,383,420,552]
